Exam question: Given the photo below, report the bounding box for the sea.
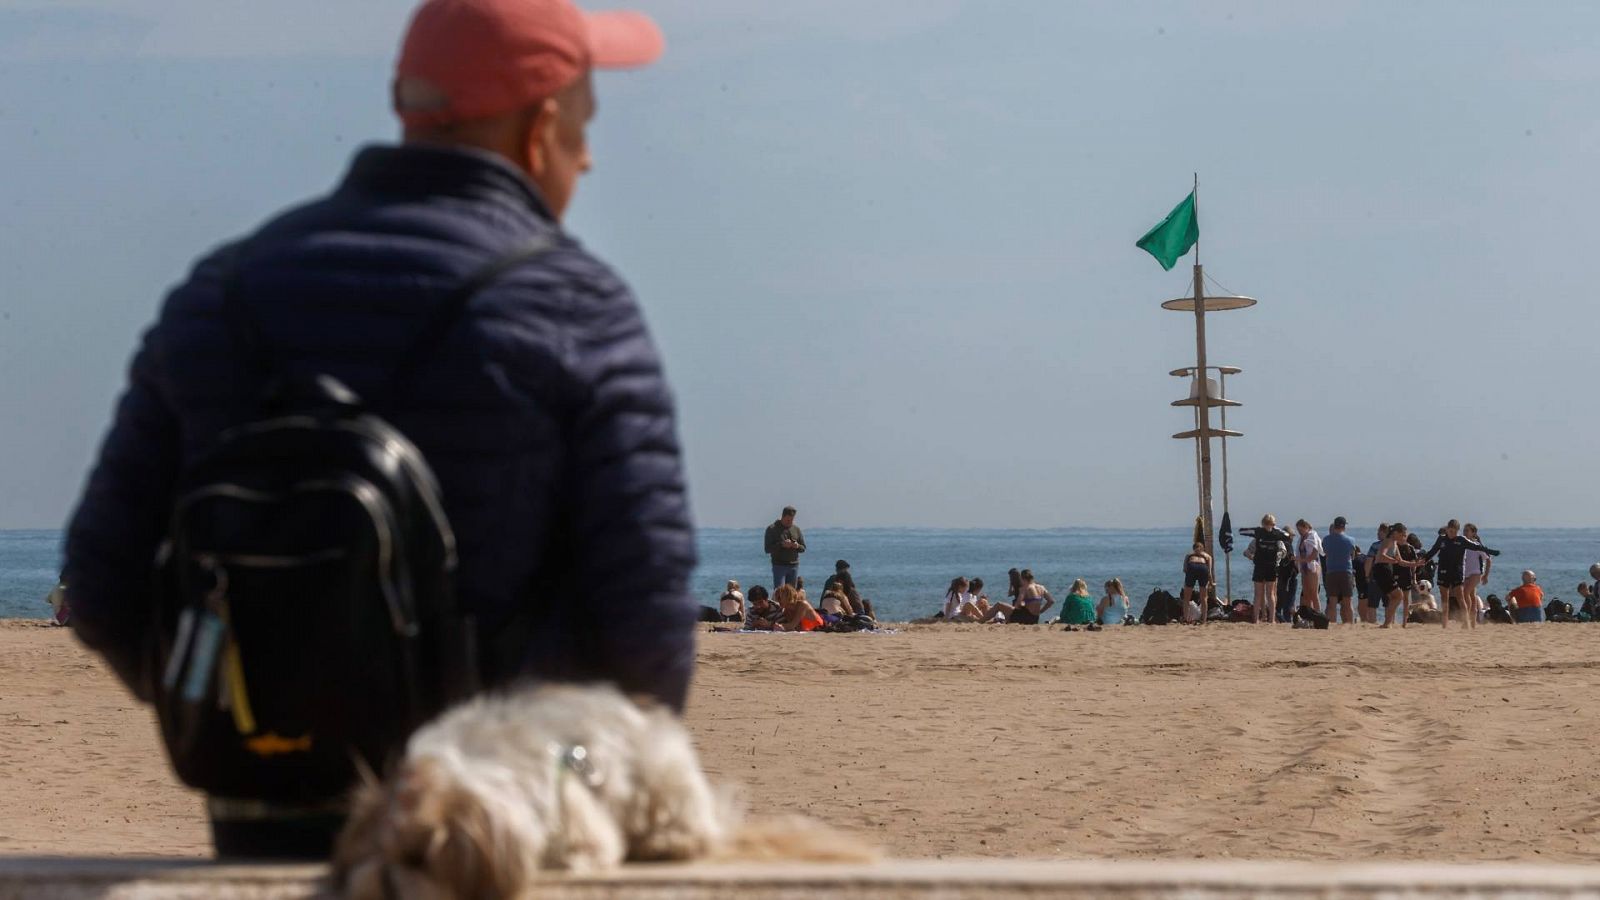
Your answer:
[4,527,1596,622]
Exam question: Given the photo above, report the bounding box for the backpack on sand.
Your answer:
[1141,589,1179,625]
[1293,604,1330,630]
[148,238,551,802]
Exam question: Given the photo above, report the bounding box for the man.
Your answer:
[1321,517,1358,625]
[1362,523,1389,624]
[1506,571,1544,624]
[64,0,693,856]
[764,506,806,587]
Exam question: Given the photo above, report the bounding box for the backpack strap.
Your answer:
[220,233,558,401]
[381,233,557,400]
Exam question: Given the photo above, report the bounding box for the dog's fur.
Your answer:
[333,684,867,899]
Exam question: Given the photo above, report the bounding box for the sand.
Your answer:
[3,618,1600,861]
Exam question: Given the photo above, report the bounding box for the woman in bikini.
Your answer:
[773,583,824,632]
[1010,569,1056,624]
[1179,543,1212,617]
[1372,523,1425,628]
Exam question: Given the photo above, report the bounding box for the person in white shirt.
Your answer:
[717,580,745,622]
[1294,519,1322,614]
[1461,523,1493,623]
[942,576,1007,622]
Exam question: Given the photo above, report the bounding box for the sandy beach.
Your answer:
[3,619,1600,862]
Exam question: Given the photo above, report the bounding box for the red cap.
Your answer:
[394,0,663,127]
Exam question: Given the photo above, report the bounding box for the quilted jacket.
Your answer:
[63,144,698,710]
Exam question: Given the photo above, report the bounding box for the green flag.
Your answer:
[1136,190,1198,271]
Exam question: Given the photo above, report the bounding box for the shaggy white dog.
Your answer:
[333,683,859,899]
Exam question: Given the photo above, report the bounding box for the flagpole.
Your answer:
[1191,174,1216,601]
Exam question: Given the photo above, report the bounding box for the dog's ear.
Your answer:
[392,760,532,900]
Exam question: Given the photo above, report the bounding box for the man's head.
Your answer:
[781,506,796,526]
[392,0,663,219]
[1521,570,1537,586]
[1590,562,1600,581]
[835,559,849,572]
[1331,516,1347,533]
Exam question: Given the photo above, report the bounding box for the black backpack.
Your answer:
[1141,589,1178,625]
[149,238,551,802]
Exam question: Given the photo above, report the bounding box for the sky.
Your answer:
[0,0,1596,531]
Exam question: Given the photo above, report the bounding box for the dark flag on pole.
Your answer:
[1218,511,1234,553]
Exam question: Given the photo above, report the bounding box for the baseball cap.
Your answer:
[1331,516,1347,529]
[394,0,664,127]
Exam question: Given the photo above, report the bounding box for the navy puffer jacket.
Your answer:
[63,144,698,710]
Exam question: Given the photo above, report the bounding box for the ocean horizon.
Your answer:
[4,526,1596,623]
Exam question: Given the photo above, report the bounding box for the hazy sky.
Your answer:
[1,1,1596,530]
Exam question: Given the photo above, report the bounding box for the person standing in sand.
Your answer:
[1362,524,1390,624]
[1243,515,1292,625]
[1294,519,1323,615]
[1461,523,1493,625]
[1372,523,1425,628]
[1321,517,1359,625]
[764,506,806,588]
[60,0,690,858]
[1421,519,1498,629]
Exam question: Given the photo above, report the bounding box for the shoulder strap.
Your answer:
[221,233,558,401]
[382,233,557,399]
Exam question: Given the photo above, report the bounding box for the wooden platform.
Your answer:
[8,858,1600,899]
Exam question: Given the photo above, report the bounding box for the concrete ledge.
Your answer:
[8,858,1600,899]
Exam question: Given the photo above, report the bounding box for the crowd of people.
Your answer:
[1182,515,1597,628]
[716,505,1599,631]
[702,558,879,632]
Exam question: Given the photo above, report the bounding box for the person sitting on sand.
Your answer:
[744,585,780,630]
[942,576,1008,623]
[1097,578,1131,626]
[1579,582,1597,621]
[817,583,853,625]
[822,560,864,616]
[1009,570,1056,624]
[1059,578,1097,627]
[1506,570,1544,624]
[772,583,824,632]
[718,580,745,622]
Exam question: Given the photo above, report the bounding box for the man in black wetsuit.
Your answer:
[1421,519,1499,625]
